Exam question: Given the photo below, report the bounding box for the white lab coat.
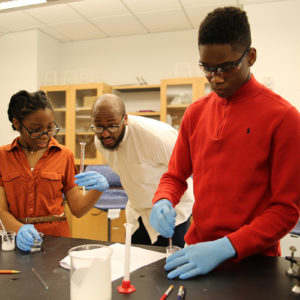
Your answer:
[94,115,194,243]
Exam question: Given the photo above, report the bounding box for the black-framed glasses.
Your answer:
[91,116,124,134]
[198,48,250,78]
[22,121,60,139]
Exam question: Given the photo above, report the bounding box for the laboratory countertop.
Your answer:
[0,235,299,300]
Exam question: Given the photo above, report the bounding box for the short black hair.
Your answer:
[198,6,251,52]
[8,90,53,130]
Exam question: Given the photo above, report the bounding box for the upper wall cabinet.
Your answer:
[112,84,161,121]
[41,77,210,165]
[160,77,209,130]
[40,83,111,165]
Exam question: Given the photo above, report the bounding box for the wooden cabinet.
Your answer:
[112,84,161,121]
[65,203,126,243]
[160,77,209,129]
[40,83,111,165]
[70,208,126,243]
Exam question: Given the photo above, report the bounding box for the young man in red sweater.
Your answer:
[150,6,300,280]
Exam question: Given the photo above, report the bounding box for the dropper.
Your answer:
[0,219,13,245]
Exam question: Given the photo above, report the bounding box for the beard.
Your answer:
[99,126,126,151]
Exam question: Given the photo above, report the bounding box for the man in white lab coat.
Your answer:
[91,93,194,247]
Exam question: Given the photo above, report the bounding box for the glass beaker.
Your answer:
[68,244,113,300]
[166,245,181,258]
[1,231,16,251]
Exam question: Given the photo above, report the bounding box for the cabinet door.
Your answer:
[73,83,111,165]
[69,207,126,243]
[160,77,209,129]
[40,85,72,148]
[70,207,108,241]
[112,85,161,121]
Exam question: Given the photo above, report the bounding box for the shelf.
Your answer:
[76,131,93,135]
[112,84,160,92]
[167,104,190,109]
[76,107,92,112]
[76,115,90,119]
[128,112,160,116]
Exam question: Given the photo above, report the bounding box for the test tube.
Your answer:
[80,142,86,195]
[123,223,133,282]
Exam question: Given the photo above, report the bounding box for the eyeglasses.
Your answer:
[198,48,250,78]
[91,117,124,134]
[22,121,60,139]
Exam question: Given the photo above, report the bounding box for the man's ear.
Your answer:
[124,114,128,126]
[12,118,21,131]
[248,47,257,67]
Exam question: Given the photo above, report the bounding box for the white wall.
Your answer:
[1,0,300,145]
[245,0,300,111]
[58,29,201,86]
[37,30,61,88]
[0,30,39,145]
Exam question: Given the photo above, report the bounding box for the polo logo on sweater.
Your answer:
[246,128,251,134]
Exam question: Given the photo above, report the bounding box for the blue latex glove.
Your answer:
[165,237,236,279]
[150,199,176,238]
[16,224,41,252]
[74,171,109,192]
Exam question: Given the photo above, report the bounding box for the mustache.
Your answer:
[100,137,115,141]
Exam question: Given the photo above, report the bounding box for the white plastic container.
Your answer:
[68,244,112,300]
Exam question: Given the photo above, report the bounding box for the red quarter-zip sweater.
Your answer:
[153,75,300,260]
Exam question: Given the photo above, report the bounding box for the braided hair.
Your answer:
[8,90,53,130]
[198,6,251,52]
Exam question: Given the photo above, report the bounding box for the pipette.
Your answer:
[80,142,86,195]
[117,223,136,294]
[0,219,13,246]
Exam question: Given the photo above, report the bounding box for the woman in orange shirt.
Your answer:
[0,90,108,251]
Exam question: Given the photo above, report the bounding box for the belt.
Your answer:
[17,212,66,224]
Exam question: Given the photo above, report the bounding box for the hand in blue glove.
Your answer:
[17,224,41,252]
[165,237,236,279]
[150,199,176,238]
[74,171,109,192]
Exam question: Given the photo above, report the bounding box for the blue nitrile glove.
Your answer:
[74,171,109,192]
[17,224,41,252]
[150,199,176,238]
[165,237,236,279]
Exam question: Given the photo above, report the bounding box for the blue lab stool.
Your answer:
[290,219,300,236]
[85,164,128,242]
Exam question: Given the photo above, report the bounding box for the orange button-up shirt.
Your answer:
[0,137,77,237]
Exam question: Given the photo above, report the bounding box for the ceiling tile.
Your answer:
[25,3,83,24]
[122,0,181,13]
[0,24,10,34]
[69,0,129,19]
[49,20,107,41]
[184,5,227,28]
[181,0,236,6]
[92,14,148,37]
[136,9,191,32]
[0,11,42,30]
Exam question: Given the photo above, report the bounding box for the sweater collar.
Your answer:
[215,74,264,104]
